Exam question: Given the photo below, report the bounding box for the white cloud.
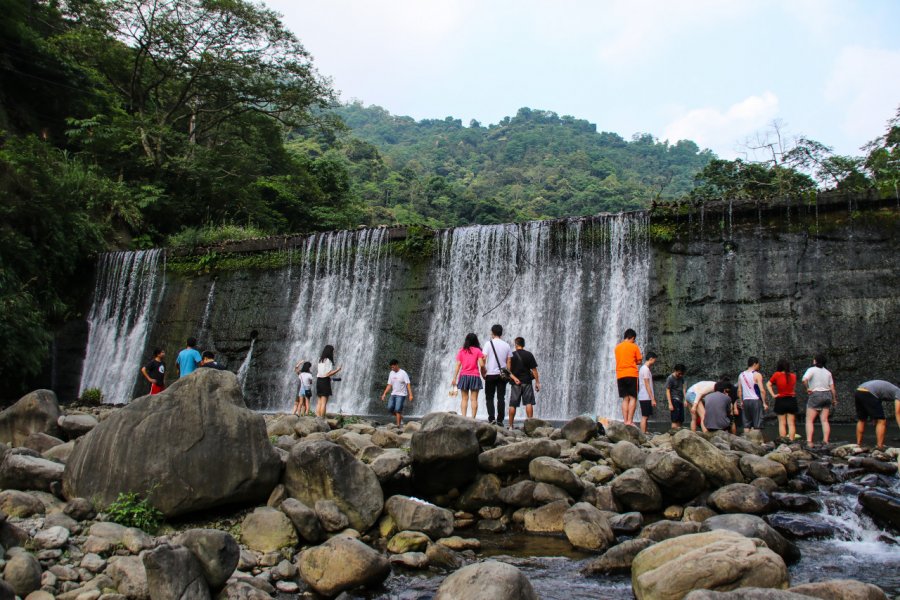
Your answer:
[663,92,780,157]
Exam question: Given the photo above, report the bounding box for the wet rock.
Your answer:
[478,438,561,474]
[4,552,42,597]
[605,421,645,445]
[631,530,789,599]
[701,513,800,564]
[644,452,707,502]
[672,429,744,487]
[523,499,568,533]
[608,511,644,535]
[63,370,281,518]
[771,493,821,513]
[639,520,702,542]
[764,513,837,539]
[497,480,537,507]
[740,455,788,485]
[858,489,900,532]
[848,457,898,476]
[610,441,649,470]
[684,589,809,599]
[563,502,615,552]
[0,389,61,446]
[582,538,655,574]
[410,413,481,495]
[789,579,889,600]
[142,544,211,600]
[172,529,239,590]
[529,456,584,495]
[386,530,430,553]
[385,495,454,539]
[279,498,324,543]
[806,462,837,485]
[296,536,390,597]
[611,468,662,512]
[0,490,45,517]
[458,473,501,511]
[240,507,298,553]
[284,440,383,532]
[434,560,538,600]
[425,542,463,570]
[708,483,775,514]
[560,416,598,444]
[390,551,429,569]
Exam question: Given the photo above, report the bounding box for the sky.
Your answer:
[265,0,900,159]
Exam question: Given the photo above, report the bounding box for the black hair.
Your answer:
[300,361,312,373]
[463,333,480,353]
[814,353,827,368]
[491,324,503,337]
[152,347,163,357]
[646,351,658,360]
[714,380,729,393]
[623,328,636,340]
[389,359,399,366]
[320,345,335,363]
[187,337,197,347]
[674,363,686,373]
[776,358,790,375]
[747,356,759,367]
[202,350,215,360]
[514,337,525,347]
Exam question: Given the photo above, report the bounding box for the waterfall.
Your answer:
[197,281,216,340]
[237,338,255,395]
[416,213,649,420]
[272,228,393,413]
[78,250,165,404]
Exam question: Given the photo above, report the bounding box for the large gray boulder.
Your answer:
[610,441,649,470]
[561,416,598,443]
[672,429,744,487]
[644,451,707,502]
[529,456,584,495]
[142,544,211,600]
[605,421,645,445]
[296,535,390,597]
[4,552,42,597]
[58,413,99,439]
[0,447,64,491]
[478,438,561,474]
[789,579,889,600]
[498,480,537,507]
[434,560,539,600]
[709,484,775,515]
[410,413,482,495]
[283,440,383,532]
[63,370,281,517]
[701,513,801,565]
[385,495,454,539]
[0,389,61,446]
[610,468,663,512]
[563,502,615,552]
[172,529,239,590]
[458,473,502,511]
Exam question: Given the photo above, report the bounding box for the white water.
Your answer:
[416,214,649,419]
[272,228,393,413]
[237,337,255,395]
[78,250,165,404]
[197,281,216,340]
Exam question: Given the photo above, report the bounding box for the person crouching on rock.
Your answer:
[141,347,166,395]
[316,345,342,418]
[703,381,734,433]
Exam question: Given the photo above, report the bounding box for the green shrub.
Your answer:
[79,387,104,406]
[105,492,163,533]
[167,224,267,249]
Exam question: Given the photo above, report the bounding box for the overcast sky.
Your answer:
[265,0,900,158]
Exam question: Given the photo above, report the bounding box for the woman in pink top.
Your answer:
[452,333,485,418]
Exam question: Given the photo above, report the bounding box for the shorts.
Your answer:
[387,395,406,414]
[807,391,832,410]
[670,399,684,423]
[150,383,164,395]
[742,398,763,429]
[617,377,638,398]
[685,391,697,405]
[774,396,797,415]
[855,390,885,421]
[457,374,483,391]
[639,400,654,418]
[316,377,332,398]
[297,381,312,399]
[509,383,536,407]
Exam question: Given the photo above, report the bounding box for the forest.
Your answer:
[1,0,898,396]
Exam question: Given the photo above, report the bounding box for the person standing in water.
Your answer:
[451,333,485,419]
[315,345,342,417]
[767,358,798,441]
[614,329,643,426]
[738,357,768,431]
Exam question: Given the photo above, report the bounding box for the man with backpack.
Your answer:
[508,337,540,429]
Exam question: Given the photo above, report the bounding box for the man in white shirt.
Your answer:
[380,359,413,426]
[482,324,513,426]
[637,352,658,433]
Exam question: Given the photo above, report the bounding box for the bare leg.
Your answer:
[460,390,470,417]
[640,415,649,433]
[777,415,787,438]
[395,411,402,427]
[689,405,698,431]
[806,408,817,444]
[621,399,628,423]
[624,396,637,425]
[876,419,887,448]
[316,396,328,417]
[787,414,796,440]
[820,408,831,444]
[697,402,707,432]
[895,400,900,432]
[856,420,865,446]
[469,391,479,418]
[525,405,534,419]
[508,407,516,429]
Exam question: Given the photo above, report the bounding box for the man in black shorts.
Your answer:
[508,337,540,429]
[855,380,900,449]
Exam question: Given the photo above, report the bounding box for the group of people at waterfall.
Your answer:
[138,337,224,394]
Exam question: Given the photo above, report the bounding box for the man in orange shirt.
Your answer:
[614,328,643,426]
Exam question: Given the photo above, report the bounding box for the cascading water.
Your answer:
[197,281,216,340]
[237,338,255,395]
[416,213,649,420]
[78,250,165,404]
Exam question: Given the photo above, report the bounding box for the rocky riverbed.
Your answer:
[0,368,897,599]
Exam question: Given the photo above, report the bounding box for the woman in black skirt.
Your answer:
[315,345,342,417]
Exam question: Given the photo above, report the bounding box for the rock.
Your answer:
[284,440,383,532]
[106,556,149,599]
[426,542,464,570]
[611,468,663,512]
[335,431,378,458]
[591,485,620,512]
[437,536,481,551]
[458,473,501,511]
[858,489,900,532]
[529,456,584,495]
[740,455,788,485]
[478,438,561,474]
[314,499,350,532]
[608,511,644,535]
[22,432,64,453]
[0,389,61,446]
[296,536,390,597]
[523,418,552,436]
[806,462,837,485]
[582,538,656,574]
[371,429,404,448]
[0,581,13,600]
[639,520,702,542]
[368,448,411,483]
[644,452,707,502]
[789,579,889,600]
[390,551,429,569]
[0,490,45,517]
[498,480,537,507]
[631,530,789,600]
[409,413,482,495]
[751,477,779,494]
[33,525,70,549]
[279,498,324,543]
[293,416,330,437]
[434,560,539,600]
[384,495,453,539]
[585,465,616,485]
[684,589,809,599]
[172,529,239,590]
[610,441,648,470]
[4,552,42,597]
[63,370,281,518]
[563,502,615,552]
[672,429,744,487]
[664,505,685,520]
[848,457,898,476]
[764,513,836,539]
[605,421,645,445]
[142,544,211,600]
[771,493,821,513]
[64,497,97,520]
[533,482,572,504]
[0,449,64,491]
[83,522,127,553]
[523,499,569,533]
[240,507,298,553]
[386,530,430,553]
[561,416,598,443]
[43,440,75,462]
[708,483,775,514]
[701,514,801,564]
[766,453,800,477]
[58,414,99,439]
[216,581,271,600]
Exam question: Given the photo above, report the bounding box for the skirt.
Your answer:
[457,374,483,391]
[316,377,332,398]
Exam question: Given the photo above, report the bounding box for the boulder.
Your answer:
[22,432,64,454]
[458,473,502,511]
[644,452,707,502]
[605,421,645,445]
[293,416,330,437]
[42,440,74,463]
[172,529,239,590]
[631,530,789,600]
[789,579,889,600]
[764,513,836,539]
[585,465,616,485]
[426,542,464,570]
[390,551,429,569]
[523,418,552,436]
[684,590,810,599]
[371,429,404,448]
[4,552,42,597]
[529,456,584,495]
[639,520,702,542]
[610,441,648,470]
[369,448,412,483]
[386,530,430,553]
[533,482,572,504]
[478,438,561,474]
[858,489,900,532]
[385,495,454,539]
[142,544,211,600]
[410,413,481,495]
[740,455,788,485]
[672,429,744,487]
[806,462,837,485]
[315,499,350,532]
[64,497,97,520]
[0,389,61,446]
[57,413,99,439]
[63,370,281,518]
[0,449,64,492]
[848,457,898,476]
[497,480,537,507]
[701,514,800,564]
[709,483,775,515]
[563,502,615,552]
[33,525,70,550]
[279,498,324,543]
[434,560,538,600]
[523,499,569,533]
[240,507,298,553]
[296,536,390,597]
[582,538,656,574]
[771,493,821,513]
[0,581,13,600]
[106,555,149,599]
[283,440,383,532]
[0,490,45,517]
[611,468,663,512]
[608,511,644,535]
[216,581,272,600]
[561,416,598,443]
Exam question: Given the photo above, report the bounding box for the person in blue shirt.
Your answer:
[176,337,202,378]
